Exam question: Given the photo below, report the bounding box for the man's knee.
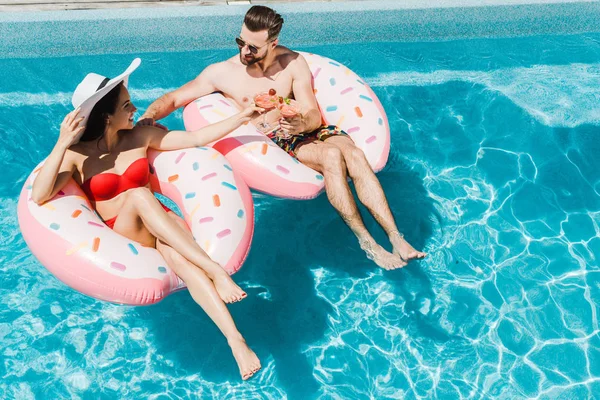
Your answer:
[322,147,345,173]
[347,146,369,168]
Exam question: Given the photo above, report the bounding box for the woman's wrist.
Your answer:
[234,113,248,127]
[55,139,71,152]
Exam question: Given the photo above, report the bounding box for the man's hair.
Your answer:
[243,6,284,41]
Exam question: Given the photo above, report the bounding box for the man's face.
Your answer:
[238,24,272,66]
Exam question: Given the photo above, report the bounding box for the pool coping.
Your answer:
[0,0,598,19]
[1,0,599,58]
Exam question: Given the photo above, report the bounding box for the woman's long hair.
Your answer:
[79,82,123,142]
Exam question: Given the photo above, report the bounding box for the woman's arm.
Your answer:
[146,105,262,151]
[31,109,84,205]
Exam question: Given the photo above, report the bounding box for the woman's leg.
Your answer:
[111,187,246,303]
[155,218,260,380]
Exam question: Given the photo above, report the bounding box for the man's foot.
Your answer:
[213,272,247,303]
[359,239,406,270]
[389,231,427,264]
[228,337,262,380]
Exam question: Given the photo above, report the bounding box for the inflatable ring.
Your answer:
[17,147,254,305]
[183,52,390,200]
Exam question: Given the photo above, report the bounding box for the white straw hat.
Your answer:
[72,58,141,125]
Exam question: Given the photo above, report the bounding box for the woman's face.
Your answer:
[109,85,137,130]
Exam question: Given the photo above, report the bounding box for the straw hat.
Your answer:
[71,58,141,125]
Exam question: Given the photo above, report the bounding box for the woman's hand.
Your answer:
[58,108,86,148]
[237,105,265,125]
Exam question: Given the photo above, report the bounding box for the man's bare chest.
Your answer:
[218,69,294,107]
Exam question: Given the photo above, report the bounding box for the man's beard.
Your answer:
[240,51,266,66]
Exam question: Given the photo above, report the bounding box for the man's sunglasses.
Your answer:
[235,37,272,55]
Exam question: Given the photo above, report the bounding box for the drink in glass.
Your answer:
[254,89,279,132]
[277,99,301,139]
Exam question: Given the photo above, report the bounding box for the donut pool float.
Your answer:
[17,147,254,305]
[183,52,390,200]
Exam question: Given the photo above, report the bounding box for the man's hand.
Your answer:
[279,114,306,136]
[136,117,168,131]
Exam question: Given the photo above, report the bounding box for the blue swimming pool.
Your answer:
[2,2,600,399]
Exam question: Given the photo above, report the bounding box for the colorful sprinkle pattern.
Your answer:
[149,147,250,270]
[186,97,325,190]
[20,145,253,304]
[183,52,389,199]
[305,52,389,172]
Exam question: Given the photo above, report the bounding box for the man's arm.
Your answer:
[140,63,221,122]
[289,54,322,133]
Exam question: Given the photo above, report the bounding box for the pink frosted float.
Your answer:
[17,147,254,305]
[183,52,391,200]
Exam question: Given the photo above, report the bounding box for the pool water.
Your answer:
[2,33,600,399]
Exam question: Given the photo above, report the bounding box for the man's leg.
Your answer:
[323,135,426,264]
[295,140,404,270]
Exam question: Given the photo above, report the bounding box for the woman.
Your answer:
[31,59,263,380]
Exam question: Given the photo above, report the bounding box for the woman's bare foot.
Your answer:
[389,231,427,264]
[212,272,247,303]
[359,238,406,270]
[228,337,261,380]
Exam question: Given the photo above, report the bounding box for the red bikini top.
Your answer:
[82,158,150,202]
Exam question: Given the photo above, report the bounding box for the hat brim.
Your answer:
[78,58,141,126]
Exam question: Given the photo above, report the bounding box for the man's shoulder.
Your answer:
[277,47,307,70]
[277,46,300,61]
[202,58,236,76]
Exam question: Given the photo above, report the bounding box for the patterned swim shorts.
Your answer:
[267,125,349,158]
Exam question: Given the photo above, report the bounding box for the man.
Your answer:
[139,6,426,269]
